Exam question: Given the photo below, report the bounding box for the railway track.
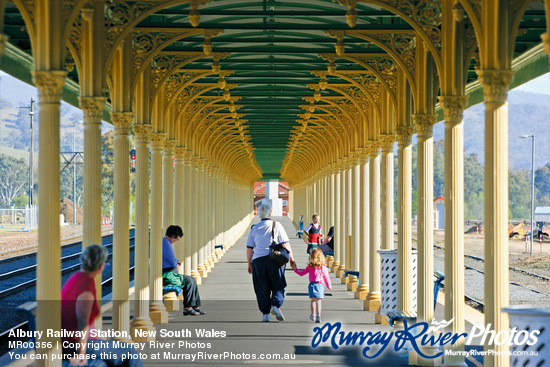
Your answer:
[0,233,135,298]
[394,234,550,312]
[0,230,136,355]
[432,243,550,312]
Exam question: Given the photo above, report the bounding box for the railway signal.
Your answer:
[130,148,136,173]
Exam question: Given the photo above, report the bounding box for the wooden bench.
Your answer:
[162,286,183,311]
[386,271,445,327]
[343,270,360,278]
[323,251,334,269]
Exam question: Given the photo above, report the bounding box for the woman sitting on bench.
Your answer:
[61,244,143,366]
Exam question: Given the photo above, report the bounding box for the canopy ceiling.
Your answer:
[1,0,548,182]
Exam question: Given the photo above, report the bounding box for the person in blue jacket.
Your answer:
[162,225,205,316]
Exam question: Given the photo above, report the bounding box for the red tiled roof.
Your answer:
[253,182,289,196]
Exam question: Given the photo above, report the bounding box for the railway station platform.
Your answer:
[88,216,483,367]
[0,216,496,366]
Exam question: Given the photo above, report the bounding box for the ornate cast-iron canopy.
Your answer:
[1,0,548,183]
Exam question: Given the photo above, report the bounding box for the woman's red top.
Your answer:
[61,271,99,341]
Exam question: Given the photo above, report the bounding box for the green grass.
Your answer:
[530,261,550,269]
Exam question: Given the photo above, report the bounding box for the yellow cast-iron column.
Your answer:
[366,143,381,312]
[329,169,335,233]
[80,97,106,248]
[337,164,346,278]
[543,0,550,59]
[203,167,212,272]
[208,167,216,270]
[34,70,66,366]
[213,169,222,261]
[0,3,7,59]
[326,173,332,229]
[212,169,220,263]
[205,167,214,272]
[349,156,361,292]
[80,97,106,331]
[149,133,168,324]
[183,150,193,275]
[190,156,201,283]
[380,135,395,251]
[130,124,155,340]
[111,111,133,342]
[396,125,415,313]
[440,95,468,366]
[414,114,436,326]
[357,151,370,300]
[332,168,341,273]
[197,160,207,278]
[478,69,513,367]
[79,4,105,253]
[344,162,353,284]
[174,147,186,272]
[162,140,176,232]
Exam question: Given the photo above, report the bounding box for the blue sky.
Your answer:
[512,72,550,94]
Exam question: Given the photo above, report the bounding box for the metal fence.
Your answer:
[0,205,38,230]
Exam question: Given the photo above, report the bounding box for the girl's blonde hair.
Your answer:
[308,247,326,268]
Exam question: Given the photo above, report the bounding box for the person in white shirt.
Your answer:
[246,200,296,322]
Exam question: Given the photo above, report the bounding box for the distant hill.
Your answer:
[434,90,550,170]
[0,73,114,164]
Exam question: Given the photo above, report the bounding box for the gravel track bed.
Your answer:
[434,246,550,307]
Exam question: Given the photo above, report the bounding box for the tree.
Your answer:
[465,191,484,220]
[535,162,550,203]
[0,154,28,207]
[508,169,531,219]
[433,139,445,198]
[60,160,83,206]
[99,129,136,216]
[101,130,115,215]
[464,153,484,199]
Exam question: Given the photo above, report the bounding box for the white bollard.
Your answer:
[379,250,417,322]
[502,306,550,366]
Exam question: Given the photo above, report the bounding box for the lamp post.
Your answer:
[520,134,535,256]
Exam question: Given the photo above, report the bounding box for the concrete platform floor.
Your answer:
[97,216,482,367]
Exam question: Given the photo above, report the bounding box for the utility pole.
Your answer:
[29,98,35,206]
[60,135,84,225]
[19,98,36,207]
[73,120,78,225]
[520,134,536,256]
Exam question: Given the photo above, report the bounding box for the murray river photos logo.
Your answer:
[310,319,541,360]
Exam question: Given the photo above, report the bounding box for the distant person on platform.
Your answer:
[317,226,334,254]
[297,215,304,239]
[162,225,205,316]
[304,213,323,254]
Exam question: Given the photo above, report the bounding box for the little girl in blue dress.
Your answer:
[292,247,332,323]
